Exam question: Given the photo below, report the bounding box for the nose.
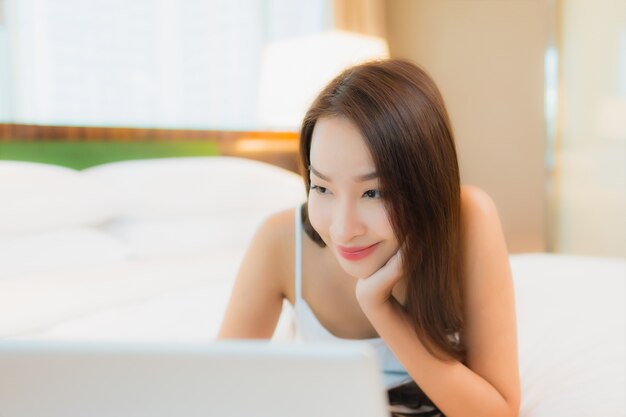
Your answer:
[329,199,366,244]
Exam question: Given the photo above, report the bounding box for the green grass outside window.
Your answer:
[0,141,220,170]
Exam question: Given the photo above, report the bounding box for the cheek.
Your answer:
[364,205,395,238]
[382,212,396,238]
[307,195,331,239]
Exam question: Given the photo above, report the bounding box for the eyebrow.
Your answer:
[309,165,378,182]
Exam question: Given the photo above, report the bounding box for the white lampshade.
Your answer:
[257,30,389,130]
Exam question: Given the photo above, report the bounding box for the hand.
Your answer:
[355,250,405,313]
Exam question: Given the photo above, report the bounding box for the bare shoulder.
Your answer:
[460,185,504,247]
[459,184,510,276]
[461,185,500,223]
[256,207,296,256]
[218,207,297,339]
[459,185,512,305]
[250,207,296,292]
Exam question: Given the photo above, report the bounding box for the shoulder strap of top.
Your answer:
[294,205,303,304]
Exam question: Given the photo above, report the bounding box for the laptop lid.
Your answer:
[0,340,389,417]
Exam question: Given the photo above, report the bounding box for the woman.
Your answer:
[219,59,520,417]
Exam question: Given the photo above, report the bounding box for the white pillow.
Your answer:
[0,227,131,279]
[83,157,306,220]
[0,161,120,234]
[105,212,271,257]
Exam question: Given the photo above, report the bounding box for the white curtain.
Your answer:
[0,0,332,129]
[555,0,626,258]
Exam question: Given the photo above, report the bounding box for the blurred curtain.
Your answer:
[0,0,10,123]
[554,0,626,257]
[333,0,387,39]
[0,0,331,130]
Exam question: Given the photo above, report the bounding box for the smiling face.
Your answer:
[307,116,399,279]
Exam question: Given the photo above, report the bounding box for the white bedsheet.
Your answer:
[510,254,625,417]
[2,252,624,417]
[0,251,245,340]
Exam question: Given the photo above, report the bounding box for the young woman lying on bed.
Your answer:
[219,59,520,417]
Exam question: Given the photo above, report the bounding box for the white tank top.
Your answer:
[292,205,410,388]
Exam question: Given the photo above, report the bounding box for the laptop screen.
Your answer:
[0,340,390,417]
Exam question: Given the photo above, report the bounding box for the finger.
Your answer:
[369,251,403,285]
[387,250,403,269]
[382,250,403,277]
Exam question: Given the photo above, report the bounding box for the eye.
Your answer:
[310,185,329,195]
[363,189,382,199]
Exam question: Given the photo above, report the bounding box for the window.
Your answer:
[0,0,332,129]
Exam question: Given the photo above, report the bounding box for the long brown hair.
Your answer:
[299,59,465,362]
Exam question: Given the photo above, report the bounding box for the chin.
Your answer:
[340,266,371,280]
[336,256,389,280]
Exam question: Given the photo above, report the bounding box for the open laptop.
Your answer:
[0,340,390,417]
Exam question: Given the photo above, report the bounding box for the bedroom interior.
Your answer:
[0,1,624,417]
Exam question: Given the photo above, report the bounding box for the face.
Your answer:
[307,116,399,279]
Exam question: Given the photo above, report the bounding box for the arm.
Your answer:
[357,187,520,417]
[218,213,288,339]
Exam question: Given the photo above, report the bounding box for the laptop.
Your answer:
[0,340,390,417]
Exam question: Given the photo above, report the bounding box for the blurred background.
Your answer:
[0,0,624,258]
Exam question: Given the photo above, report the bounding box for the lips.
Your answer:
[336,243,379,261]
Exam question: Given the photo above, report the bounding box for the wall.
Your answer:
[385,0,550,253]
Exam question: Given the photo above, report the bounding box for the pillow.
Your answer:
[83,157,306,220]
[0,161,121,234]
[104,212,269,257]
[0,227,131,279]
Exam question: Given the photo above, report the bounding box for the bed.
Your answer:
[0,157,624,417]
